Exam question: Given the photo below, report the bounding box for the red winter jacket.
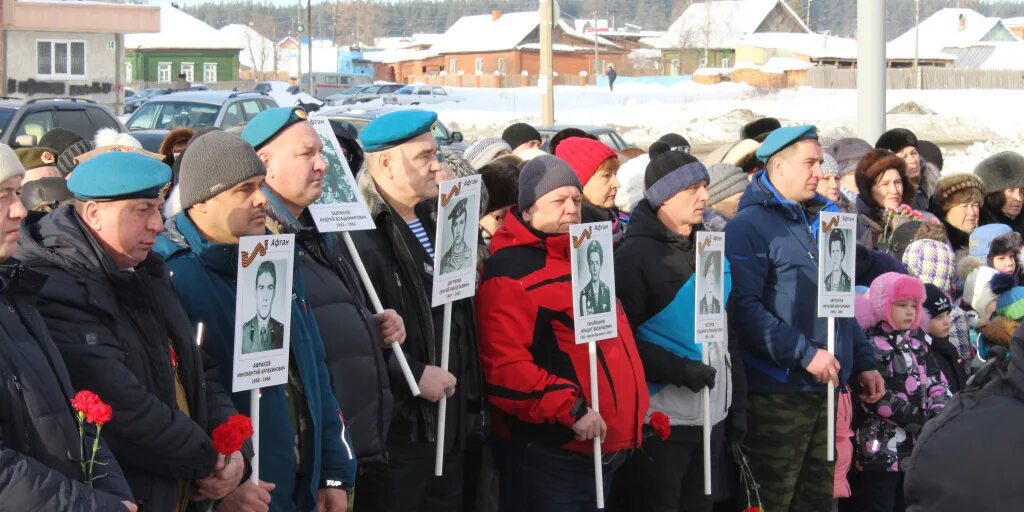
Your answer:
[476,210,648,454]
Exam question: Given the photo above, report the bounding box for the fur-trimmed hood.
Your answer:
[856,271,926,331]
[979,315,1018,349]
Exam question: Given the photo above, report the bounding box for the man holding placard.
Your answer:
[613,148,745,511]
[17,151,246,512]
[155,131,356,512]
[353,110,481,512]
[242,107,407,467]
[477,154,648,511]
[724,125,883,512]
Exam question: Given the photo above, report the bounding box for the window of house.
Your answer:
[125,62,133,83]
[203,63,217,83]
[474,58,483,74]
[36,40,86,77]
[721,57,731,69]
[158,62,172,83]
[180,62,194,83]
[497,57,507,74]
[448,58,457,74]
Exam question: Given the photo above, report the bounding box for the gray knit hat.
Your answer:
[464,137,511,169]
[827,137,872,176]
[707,163,747,206]
[0,145,26,184]
[179,131,266,209]
[821,152,841,176]
[518,155,582,211]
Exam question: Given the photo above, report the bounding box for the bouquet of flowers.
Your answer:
[70,390,113,486]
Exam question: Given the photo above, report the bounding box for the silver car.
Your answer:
[382,85,464,106]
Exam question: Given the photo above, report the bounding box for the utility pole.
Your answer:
[307,0,313,93]
[806,0,812,30]
[914,0,922,89]
[857,0,886,143]
[593,11,599,81]
[703,1,711,68]
[539,0,554,125]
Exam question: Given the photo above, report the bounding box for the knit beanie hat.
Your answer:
[707,163,747,206]
[997,286,1024,321]
[856,245,908,287]
[902,239,956,293]
[969,223,1012,259]
[57,139,95,176]
[932,172,984,213]
[38,128,83,156]
[741,117,781,142]
[518,155,581,211]
[179,131,266,209]
[0,145,26,184]
[555,137,617,185]
[923,283,952,318]
[974,151,1024,195]
[464,137,512,169]
[501,123,542,150]
[821,152,841,176]
[855,149,912,209]
[657,133,691,152]
[917,140,943,171]
[866,272,926,330]
[644,146,709,209]
[548,128,592,155]
[963,265,999,314]
[875,128,919,153]
[827,137,873,176]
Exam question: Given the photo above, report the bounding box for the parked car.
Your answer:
[382,85,464,106]
[254,81,323,111]
[124,90,279,152]
[124,87,171,114]
[298,72,373,100]
[314,107,464,147]
[0,97,124,148]
[534,125,639,154]
[326,83,403,106]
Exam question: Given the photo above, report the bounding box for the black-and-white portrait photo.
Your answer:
[699,251,722,315]
[439,196,473,275]
[824,228,852,293]
[241,260,285,354]
[579,239,612,316]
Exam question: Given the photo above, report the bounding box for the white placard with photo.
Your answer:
[570,222,617,344]
[818,212,857,318]
[232,234,295,392]
[307,117,375,232]
[695,231,726,344]
[431,175,482,307]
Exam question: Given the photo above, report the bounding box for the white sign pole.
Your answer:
[694,232,725,497]
[702,345,712,495]
[434,303,453,476]
[250,389,260,484]
[827,317,836,462]
[341,231,421,397]
[589,340,604,510]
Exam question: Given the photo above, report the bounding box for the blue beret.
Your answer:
[241,107,309,150]
[755,124,819,161]
[67,152,171,201]
[360,110,437,153]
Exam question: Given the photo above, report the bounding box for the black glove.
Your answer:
[678,358,717,393]
[727,409,747,444]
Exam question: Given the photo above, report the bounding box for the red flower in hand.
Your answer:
[71,390,112,426]
[649,412,671,441]
[743,507,761,512]
[212,414,253,456]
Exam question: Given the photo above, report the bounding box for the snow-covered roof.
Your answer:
[364,48,438,65]
[943,41,1024,70]
[1004,17,1024,28]
[738,32,857,60]
[219,24,277,70]
[429,11,618,54]
[658,0,808,50]
[639,36,675,49]
[759,56,812,73]
[126,5,241,51]
[889,8,1017,57]
[373,34,443,51]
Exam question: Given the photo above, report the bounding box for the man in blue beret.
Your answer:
[351,110,483,512]
[724,126,884,512]
[16,151,247,512]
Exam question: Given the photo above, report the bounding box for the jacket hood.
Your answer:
[17,204,164,280]
[738,170,833,226]
[154,212,238,280]
[489,207,569,260]
[858,271,926,330]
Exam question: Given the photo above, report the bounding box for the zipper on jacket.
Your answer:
[11,374,32,452]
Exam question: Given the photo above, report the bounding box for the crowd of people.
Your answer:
[2,106,1024,512]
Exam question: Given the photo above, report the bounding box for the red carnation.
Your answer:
[71,390,112,426]
[743,507,761,512]
[212,414,253,456]
[649,412,671,441]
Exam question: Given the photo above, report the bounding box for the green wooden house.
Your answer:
[125,5,241,86]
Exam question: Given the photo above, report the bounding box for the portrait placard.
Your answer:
[818,212,857,318]
[431,175,482,306]
[232,234,295,392]
[307,117,375,232]
[695,232,726,344]
[570,222,617,344]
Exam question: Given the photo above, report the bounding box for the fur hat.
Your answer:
[741,117,781,142]
[720,139,762,174]
[917,140,943,171]
[902,239,956,294]
[988,231,1023,261]
[94,127,142,149]
[855,149,913,208]
[827,137,873,176]
[875,128,918,153]
[978,315,1017,349]
[974,151,1024,195]
[158,127,196,158]
[932,172,984,213]
[856,272,926,330]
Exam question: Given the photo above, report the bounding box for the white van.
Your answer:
[298,73,373,100]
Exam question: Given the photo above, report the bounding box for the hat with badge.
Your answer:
[241,107,309,150]
[755,124,818,162]
[67,152,171,201]
[360,110,438,153]
[447,197,468,220]
[15,147,58,170]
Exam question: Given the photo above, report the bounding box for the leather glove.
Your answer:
[727,410,747,444]
[678,358,717,393]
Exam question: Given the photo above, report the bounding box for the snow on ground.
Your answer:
[423,80,1024,172]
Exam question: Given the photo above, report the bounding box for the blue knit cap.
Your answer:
[643,148,710,209]
[997,285,1024,321]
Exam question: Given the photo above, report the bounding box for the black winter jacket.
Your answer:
[264,186,393,462]
[352,170,482,448]
[0,262,134,511]
[15,206,239,512]
[979,202,1024,234]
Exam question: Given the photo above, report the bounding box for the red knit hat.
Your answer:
[554,136,617,185]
